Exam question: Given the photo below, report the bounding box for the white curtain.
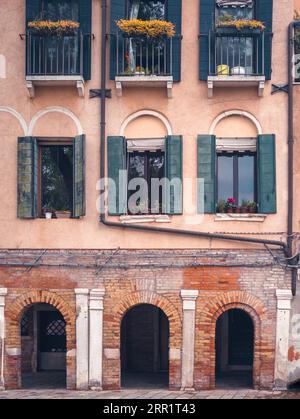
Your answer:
[129,1,140,72]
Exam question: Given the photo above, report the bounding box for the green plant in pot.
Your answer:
[217,199,226,213]
[247,201,257,214]
[241,200,249,213]
[225,197,237,213]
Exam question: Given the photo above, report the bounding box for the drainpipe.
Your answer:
[99,0,287,254]
[288,21,300,295]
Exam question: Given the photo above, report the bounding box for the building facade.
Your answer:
[0,0,298,392]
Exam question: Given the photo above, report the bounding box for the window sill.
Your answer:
[119,214,171,224]
[115,75,173,98]
[214,213,267,222]
[207,75,265,98]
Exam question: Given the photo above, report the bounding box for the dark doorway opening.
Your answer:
[21,304,66,389]
[121,304,169,389]
[215,309,254,389]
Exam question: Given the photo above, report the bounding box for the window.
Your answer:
[41,0,79,21]
[17,135,85,219]
[127,0,166,21]
[217,151,256,206]
[39,142,74,217]
[216,0,254,21]
[127,150,165,214]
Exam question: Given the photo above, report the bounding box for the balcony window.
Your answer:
[110,0,182,97]
[25,0,92,97]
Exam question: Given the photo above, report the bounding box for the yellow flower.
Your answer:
[217,19,265,32]
[28,20,80,35]
[116,19,175,38]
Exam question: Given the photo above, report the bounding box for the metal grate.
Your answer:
[46,320,66,337]
[21,312,30,336]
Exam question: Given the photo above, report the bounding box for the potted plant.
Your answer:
[216,14,265,35]
[116,19,175,39]
[42,206,54,219]
[217,199,226,213]
[241,200,249,214]
[55,209,72,219]
[225,197,237,214]
[247,201,257,214]
[28,20,80,37]
[135,66,145,76]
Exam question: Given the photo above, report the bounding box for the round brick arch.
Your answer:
[197,291,268,390]
[112,291,182,390]
[5,290,76,390]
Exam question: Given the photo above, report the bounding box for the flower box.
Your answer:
[28,20,80,37]
[116,19,175,39]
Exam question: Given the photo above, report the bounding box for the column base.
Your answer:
[180,387,195,392]
[90,386,103,391]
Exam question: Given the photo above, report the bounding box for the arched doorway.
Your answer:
[121,304,169,389]
[215,309,254,389]
[20,303,67,389]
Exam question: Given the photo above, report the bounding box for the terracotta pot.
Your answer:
[226,208,233,214]
[241,207,248,214]
[55,211,71,219]
[234,207,241,214]
[248,207,256,214]
[218,208,225,213]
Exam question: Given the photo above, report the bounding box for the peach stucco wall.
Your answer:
[0,0,295,250]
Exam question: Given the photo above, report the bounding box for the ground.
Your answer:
[0,389,300,399]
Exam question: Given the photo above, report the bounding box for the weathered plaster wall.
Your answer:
[0,0,294,250]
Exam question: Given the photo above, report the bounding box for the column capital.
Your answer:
[276,289,293,310]
[75,288,89,296]
[90,289,105,311]
[181,290,199,310]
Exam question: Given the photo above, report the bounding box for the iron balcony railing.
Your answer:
[26,29,84,76]
[208,29,265,77]
[113,31,180,77]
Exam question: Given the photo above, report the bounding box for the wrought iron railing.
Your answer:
[26,29,84,76]
[113,31,180,77]
[208,29,265,77]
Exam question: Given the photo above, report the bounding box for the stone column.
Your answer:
[180,290,199,390]
[274,289,293,390]
[75,289,89,390]
[0,288,7,390]
[89,289,105,390]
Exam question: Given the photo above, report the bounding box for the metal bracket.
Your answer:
[89,89,112,99]
[271,84,289,95]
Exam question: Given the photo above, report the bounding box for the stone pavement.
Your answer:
[0,389,300,399]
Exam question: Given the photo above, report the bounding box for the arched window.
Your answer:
[127,0,166,21]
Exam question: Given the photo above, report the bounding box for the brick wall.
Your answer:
[0,248,291,390]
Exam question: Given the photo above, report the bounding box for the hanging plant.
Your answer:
[28,20,80,36]
[216,18,265,32]
[116,19,175,39]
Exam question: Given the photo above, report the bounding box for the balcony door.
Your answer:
[215,0,256,76]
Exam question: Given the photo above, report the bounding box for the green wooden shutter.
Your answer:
[73,134,86,218]
[79,0,92,80]
[110,0,126,80]
[17,137,38,219]
[257,134,276,214]
[165,135,183,215]
[199,0,215,81]
[197,135,216,214]
[108,136,127,215]
[167,0,182,82]
[257,0,273,80]
[26,0,40,23]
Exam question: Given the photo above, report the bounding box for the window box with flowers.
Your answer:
[28,20,80,36]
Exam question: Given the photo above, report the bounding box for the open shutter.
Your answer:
[17,137,38,219]
[79,0,92,80]
[257,134,276,214]
[257,0,273,80]
[26,0,40,23]
[73,135,86,218]
[197,135,216,214]
[199,0,215,81]
[110,0,126,80]
[165,135,183,215]
[108,136,127,215]
[168,0,182,82]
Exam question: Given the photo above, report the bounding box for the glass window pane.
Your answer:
[128,0,166,20]
[218,155,234,201]
[149,153,165,213]
[238,154,255,204]
[42,0,79,21]
[41,145,73,212]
